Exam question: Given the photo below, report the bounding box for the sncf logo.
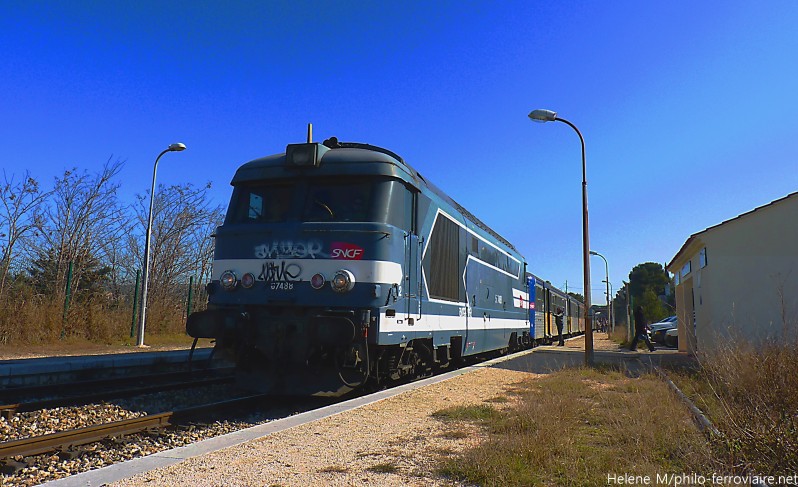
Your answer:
[330,242,364,260]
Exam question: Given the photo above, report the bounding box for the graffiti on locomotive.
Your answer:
[254,239,326,259]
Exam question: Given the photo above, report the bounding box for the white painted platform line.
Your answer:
[38,346,539,487]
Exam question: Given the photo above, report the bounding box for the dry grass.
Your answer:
[485,395,510,403]
[609,325,630,347]
[434,367,717,486]
[0,293,192,346]
[675,340,798,476]
[366,462,399,474]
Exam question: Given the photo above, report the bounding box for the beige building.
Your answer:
[667,191,798,353]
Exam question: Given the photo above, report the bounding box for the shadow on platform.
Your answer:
[495,345,695,377]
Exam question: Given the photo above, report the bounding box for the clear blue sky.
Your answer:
[2,1,797,302]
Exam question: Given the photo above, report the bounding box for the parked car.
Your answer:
[664,327,678,348]
[648,315,677,343]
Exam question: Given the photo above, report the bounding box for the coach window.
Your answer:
[535,284,543,307]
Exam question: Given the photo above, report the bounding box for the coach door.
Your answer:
[543,286,551,338]
[526,275,536,339]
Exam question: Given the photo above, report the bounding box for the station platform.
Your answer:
[39,333,694,487]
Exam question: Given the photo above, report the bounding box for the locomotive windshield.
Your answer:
[229,182,295,223]
[226,178,412,228]
[303,180,372,222]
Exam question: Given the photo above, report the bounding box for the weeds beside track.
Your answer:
[434,366,718,486]
[673,340,798,477]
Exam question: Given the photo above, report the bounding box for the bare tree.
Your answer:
[100,222,136,302]
[128,182,224,310]
[0,156,224,343]
[29,158,127,298]
[0,171,49,300]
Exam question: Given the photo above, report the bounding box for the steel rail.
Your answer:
[0,394,268,460]
[1,411,174,459]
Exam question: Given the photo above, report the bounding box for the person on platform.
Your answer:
[629,305,656,352]
[555,307,565,346]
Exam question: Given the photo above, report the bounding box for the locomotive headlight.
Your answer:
[330,269,355,293]
[220,270,238,290]
[310,273,326,290]
[241,272,256,289]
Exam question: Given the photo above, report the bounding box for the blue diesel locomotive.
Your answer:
[188,137,580,395]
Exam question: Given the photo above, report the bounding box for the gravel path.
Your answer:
[111,366,539,487]
[560,332,625,351]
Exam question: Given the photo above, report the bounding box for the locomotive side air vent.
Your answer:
[285,143,329,167]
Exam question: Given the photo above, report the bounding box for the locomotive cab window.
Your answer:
[228,183,295,223]
[302,178,413,228]
[303,180,373,222]
[227,178,413,228]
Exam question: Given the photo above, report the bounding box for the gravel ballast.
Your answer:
[109,366,538,487]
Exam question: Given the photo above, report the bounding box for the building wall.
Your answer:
[673,267,696,353]
[673,196,798,352]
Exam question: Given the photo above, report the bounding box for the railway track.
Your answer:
[0,394,269,464]
[0,369,235,418]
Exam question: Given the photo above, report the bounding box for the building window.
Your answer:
[681,261,691,278]
[699,247,707,268]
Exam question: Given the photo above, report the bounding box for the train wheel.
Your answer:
[335,342,370,388]
[412,340,434,378]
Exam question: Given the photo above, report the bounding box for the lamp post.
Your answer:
[137,143,187,347]
[590,250,611,338]
[528,109,593,365]
[603,279,614,334]
[622,280,631,342]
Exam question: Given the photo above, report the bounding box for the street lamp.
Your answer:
[137,142,187,347]
[590,250,611,338]
[622,280,631,342]
[603,279,614,334]
[529,109,593,365]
